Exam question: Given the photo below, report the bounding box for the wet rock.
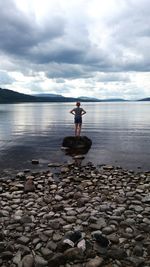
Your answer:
[32,159,39,164]
[62,135,92,148]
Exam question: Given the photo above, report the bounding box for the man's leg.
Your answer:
[75,123,78,136]
[77,123,82,136]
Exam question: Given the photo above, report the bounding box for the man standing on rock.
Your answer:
[70,102,86,136]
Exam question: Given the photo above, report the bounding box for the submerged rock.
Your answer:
[62,136,92,155]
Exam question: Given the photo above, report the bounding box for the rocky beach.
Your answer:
[0,161,150,267]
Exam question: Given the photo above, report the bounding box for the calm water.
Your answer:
[0,102,150,174]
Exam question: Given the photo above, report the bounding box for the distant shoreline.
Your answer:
[0,100,150,104]
[0,88,150,103]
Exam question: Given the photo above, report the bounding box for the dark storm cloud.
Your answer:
[45,64,94,79]
[0,0,110,75]
[0,0,65,57]
[29,45,85,64]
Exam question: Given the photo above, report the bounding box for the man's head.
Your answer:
[76,101,80,107]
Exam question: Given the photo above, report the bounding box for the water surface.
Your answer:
[0,102,149,174]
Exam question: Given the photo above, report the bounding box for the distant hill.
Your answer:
[0,88,138,103]
[34,93,64,98]
[0,88,99,103]
[99,98,127,102]
[138,97,150,101]
[0,88,36,103]
[79,96,100,101]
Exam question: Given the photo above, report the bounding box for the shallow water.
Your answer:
[0,102,150,174]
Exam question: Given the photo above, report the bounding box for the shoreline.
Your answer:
[0,161,150,266]
[0,158,150,180]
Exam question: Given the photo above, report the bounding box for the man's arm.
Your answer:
[81,109,86,116]
[70,109,75,115]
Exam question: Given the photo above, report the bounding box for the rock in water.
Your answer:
[62,136,92,154]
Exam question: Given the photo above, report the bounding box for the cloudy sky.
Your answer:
[0,0,150,99]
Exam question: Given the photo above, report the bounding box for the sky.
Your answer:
[0,0,150,99]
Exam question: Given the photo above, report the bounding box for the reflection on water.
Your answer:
[0,102,150,172]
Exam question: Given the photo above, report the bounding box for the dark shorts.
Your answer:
[74,116,82,124]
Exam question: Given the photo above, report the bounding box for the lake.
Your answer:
[0,102,150,174]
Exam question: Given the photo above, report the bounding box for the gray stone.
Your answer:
[128,256,144,267]
[1,251,14,260]
[48,253,66,267]
[89,217,106,230]
[24,179,35,192]
[53,233,62,242]
[102,226,114,235]
[0,242,5,252]
[13,251,22,265]
[22,254,34,267]
[133,244,143,256]
[20,215,32,224]
[55,195,63,201]
[46,241,57,251]
[142,195,150,203]
[64,247,84,261]
[34,255,48,267]
[85,256,103,267]
[107,247,127,260]
[41,247,53,258]
[17,236,30,245]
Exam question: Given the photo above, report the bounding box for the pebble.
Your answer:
[85,256,103,267]
[0,162,149,267]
